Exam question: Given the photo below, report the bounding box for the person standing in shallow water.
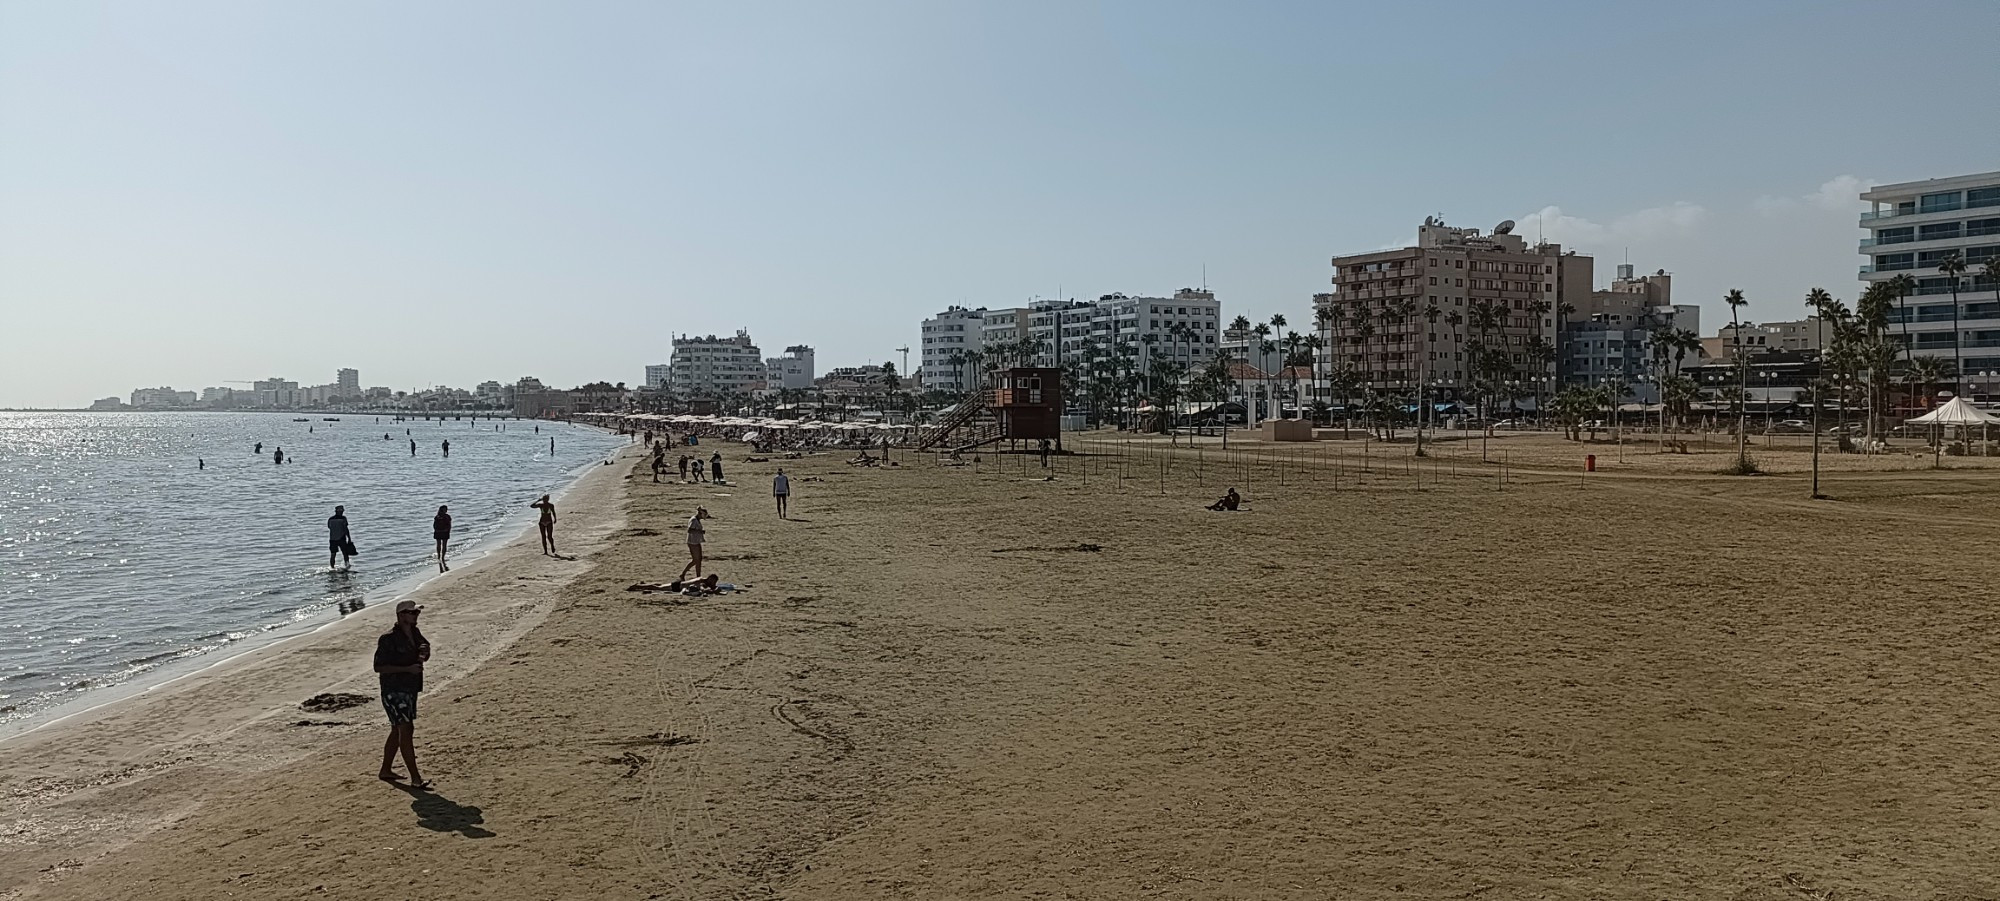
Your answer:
[530,494,557,555]
[432,505,452,572]
[328,505,355,570]
[441,439,450,459]
[374,600,431,790]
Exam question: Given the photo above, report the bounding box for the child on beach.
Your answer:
[692,457,706,483]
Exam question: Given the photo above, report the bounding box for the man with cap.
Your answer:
[374,599,432,788]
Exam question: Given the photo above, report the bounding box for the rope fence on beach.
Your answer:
[948,431,1540,500]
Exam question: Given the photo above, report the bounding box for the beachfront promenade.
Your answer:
[6,431,2000,899]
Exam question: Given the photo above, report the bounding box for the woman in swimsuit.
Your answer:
[531,495,557,556]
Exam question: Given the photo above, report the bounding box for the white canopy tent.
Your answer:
[1906,397,2000,426]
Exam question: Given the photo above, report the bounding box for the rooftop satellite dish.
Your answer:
[1493,219,1516,235]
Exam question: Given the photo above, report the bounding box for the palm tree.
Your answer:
[1853,283,1897,441]
[1724,289,1749,469]
[1250,322,1273,422]
[1939,251,1969,396]
[1312,305,1336,407]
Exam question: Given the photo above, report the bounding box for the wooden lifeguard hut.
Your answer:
[916,367,1065,453]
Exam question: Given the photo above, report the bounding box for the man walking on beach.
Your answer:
[374,600,432,790]
[678,454,689,481]
[773,468,790,519]
[328,505,356,570]
[680,507,710,581]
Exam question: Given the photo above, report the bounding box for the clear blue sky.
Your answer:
[3,0,1996,407]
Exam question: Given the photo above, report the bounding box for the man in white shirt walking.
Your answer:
[773,468,791,519]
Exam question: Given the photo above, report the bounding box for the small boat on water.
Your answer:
[322,417,340,422]
[292,418,310,422]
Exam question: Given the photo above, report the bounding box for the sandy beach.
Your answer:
[6,431,2000,900]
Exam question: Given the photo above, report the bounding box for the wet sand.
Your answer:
[6,434,2000,900]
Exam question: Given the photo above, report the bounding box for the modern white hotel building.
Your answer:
[1858,171,2000,385]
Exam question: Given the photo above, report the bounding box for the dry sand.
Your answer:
[6,432,2000,900]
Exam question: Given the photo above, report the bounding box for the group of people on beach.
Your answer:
[371,431,799,791]
[650,442,726,485]
[326,494,562,573]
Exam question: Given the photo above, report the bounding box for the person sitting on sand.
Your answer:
[1206,488,1241,512]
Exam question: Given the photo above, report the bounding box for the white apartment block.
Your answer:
[643,364,671,388]
[765,345,815,390]
[1320,218,1591,404]
[920,307,985,392]
[668,330,766,397]
[1859,171,2000,379]
[336,368,360,395]
[129,387,195,408]
[978,307,1031,358]
[1019,290,1222,375]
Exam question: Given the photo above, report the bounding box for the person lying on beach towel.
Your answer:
[625,574,743,596]
[1206,488,1241,511]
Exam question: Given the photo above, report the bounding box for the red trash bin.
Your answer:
[1585,454,1597,472]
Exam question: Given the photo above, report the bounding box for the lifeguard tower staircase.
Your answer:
[916,367,1063,453]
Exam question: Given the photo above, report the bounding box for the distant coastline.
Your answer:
[2,408,525,416]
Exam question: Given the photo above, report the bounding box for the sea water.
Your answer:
[0,411,627,728]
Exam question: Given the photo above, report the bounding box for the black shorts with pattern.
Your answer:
[382,690,419,725]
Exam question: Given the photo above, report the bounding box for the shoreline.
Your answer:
[0,431,625,742]
[0,441,639,893]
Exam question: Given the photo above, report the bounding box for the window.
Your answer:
[1429,277,1437,286]
[1969,187,2000,209]
[1455,279,1463,287]
[1920,222,1962,241]
[1876,226,1916,245]
[1920,191,1963,213]
[1968,218,2000,238]
[1876,252,1915,271]
[1455,260,1463,268]
[1918,250,1964,267]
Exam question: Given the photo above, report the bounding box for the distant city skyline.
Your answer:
[3,0,1996,408]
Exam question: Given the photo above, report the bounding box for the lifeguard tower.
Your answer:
[916,367,1064,453]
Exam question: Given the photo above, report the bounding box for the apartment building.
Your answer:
[643,364,672,389]
[668,330,766,397]
[336,368,360,396]
[765,345,815,391]
[978,307,1031,359]
[1859,171,2000,382]
[1320,218,1590,405]
[920,307,985,392]
[1561,263,1701,395]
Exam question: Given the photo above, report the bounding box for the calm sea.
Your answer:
[0,412,627,729]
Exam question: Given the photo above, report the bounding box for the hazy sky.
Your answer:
[3,0,1996,407]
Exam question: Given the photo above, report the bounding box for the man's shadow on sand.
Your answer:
[396,785,496,838]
